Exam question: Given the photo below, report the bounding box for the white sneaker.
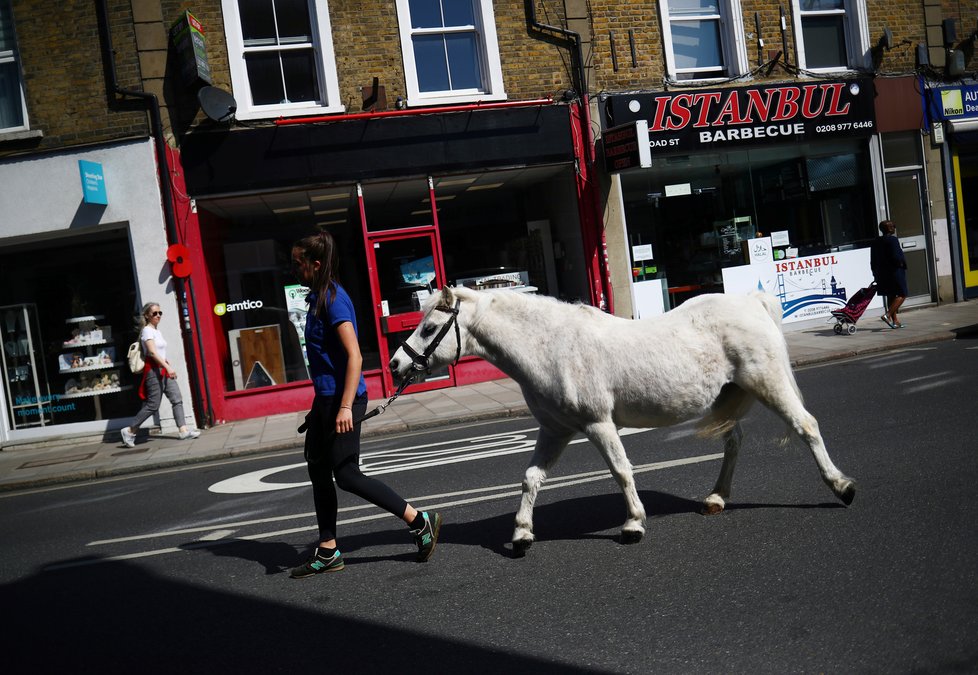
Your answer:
[178,429,201,440]
[120,427,136,448]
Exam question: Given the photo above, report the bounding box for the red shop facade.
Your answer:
[172,100,608,423]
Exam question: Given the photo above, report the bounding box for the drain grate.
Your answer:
[19,452,97,469]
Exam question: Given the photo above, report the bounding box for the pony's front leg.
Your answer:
[703,423,744,515]
[585,421,647,544]
[513,428,572,557]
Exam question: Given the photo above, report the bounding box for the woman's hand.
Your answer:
[335,406,353,434]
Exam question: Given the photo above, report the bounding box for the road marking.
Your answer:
[904,376,965,395]
[207,426,656,494]
[900,371,954,384]
[50,452,722,571]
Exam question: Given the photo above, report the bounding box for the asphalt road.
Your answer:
[2,339,977,674]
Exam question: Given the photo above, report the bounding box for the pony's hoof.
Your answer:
[836,480,856,506]
[512,539,533,558]
[620,530,643,545]
[702,495,726,515]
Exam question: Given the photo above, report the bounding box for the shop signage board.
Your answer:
[78,160,107,205]
[603,79,876,153]
[722,248,882,324]
[926,84,978,122]
[603,120,652,173]
[170,10,212,86]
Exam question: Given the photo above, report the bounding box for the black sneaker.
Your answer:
[411,511,442,562]
[289,548,345,579]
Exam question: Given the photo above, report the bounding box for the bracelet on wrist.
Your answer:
[339,404,352,410]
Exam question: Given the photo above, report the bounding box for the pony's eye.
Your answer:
[420,324,436,339]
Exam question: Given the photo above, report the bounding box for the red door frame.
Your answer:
[359,181,455,397]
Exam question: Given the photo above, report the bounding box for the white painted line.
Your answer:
[52,452,722,571]
[208,427,657,495]
[197,529,236,541]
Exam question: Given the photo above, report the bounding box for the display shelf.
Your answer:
[65,315,105,324]
[61,385,131,400]
[1,303,53,429]
[59,361,123,374]
[62,338,109,349]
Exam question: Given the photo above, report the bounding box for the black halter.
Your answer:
[400,299,462,373]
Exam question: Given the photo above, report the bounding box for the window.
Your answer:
[0,0,27,132]
[395,0,506,106]
[659,0,747,82]
[792,0,870,72]
[222,0,342,120]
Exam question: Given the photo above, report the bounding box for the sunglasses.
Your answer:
[150,311,163,317]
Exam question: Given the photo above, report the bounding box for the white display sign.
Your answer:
[631,278,667,319]
[745,237,773,264]
[721,248,882,324]
[771,230,790,247]
[665,182,692,197]
[632,244,654,261]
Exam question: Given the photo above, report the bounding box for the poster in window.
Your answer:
[284,284,311,369]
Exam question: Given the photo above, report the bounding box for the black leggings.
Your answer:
[308,455,408,543]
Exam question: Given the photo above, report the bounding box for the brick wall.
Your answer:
[156,0,580,139]
[5,0,969,159]
[0,0,148,157]
[589,0,931,92]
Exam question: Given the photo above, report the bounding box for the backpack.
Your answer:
[127,340,145,374]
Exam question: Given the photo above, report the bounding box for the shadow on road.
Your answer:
[3,560,601,673]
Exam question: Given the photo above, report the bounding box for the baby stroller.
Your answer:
[831,282,877,335]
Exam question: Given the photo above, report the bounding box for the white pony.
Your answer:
[390,286,855,555]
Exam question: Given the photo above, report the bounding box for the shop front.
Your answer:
[0,139,195,446]
[927,83,978,300]
[177,101,597,422]
[601,79,931,322]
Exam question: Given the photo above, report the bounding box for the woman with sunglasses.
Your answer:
[120,303,201,447]
[289,230,441,579]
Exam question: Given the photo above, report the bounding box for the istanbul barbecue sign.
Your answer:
[602,79,875,171]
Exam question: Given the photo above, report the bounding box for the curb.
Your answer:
[791,331,958,368]
[0,405,533,494]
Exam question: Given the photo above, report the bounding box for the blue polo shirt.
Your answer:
[304,285,368,398]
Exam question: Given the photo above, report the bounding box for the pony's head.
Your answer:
[389,286,465,384]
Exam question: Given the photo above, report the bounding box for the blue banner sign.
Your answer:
[78,160,108,205]
[927,84,978,122]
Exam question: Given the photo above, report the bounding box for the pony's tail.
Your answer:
[696,383,754,439]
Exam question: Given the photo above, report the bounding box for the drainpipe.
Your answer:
[95,0,213,426]
[525,1,614,313]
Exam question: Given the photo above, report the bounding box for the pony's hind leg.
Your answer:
[753,376,856,505]
[703,423,743,515]
[513,427,573,556]
[584,421,647,544]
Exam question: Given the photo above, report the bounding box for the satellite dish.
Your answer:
[198,86,237,122]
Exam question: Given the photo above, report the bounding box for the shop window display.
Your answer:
[0,229,138,427]
[198,192,377,392]
[620,140,876,305]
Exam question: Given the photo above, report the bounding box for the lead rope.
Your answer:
[297,374,415,435]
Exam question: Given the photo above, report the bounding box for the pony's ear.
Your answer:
[440,286,455,304]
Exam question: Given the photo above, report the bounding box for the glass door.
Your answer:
[885,171,931,299]
[365,227,454,396]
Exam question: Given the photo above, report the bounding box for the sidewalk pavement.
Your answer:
[3,300,977,493]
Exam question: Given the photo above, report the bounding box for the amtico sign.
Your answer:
[602,79,876,156]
